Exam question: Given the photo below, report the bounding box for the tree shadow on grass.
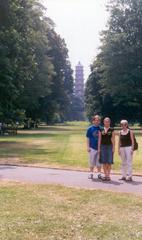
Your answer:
[14,133,59,138]
[0,147,58,165]
[0,133,60,139]
[27,148,57,154]
[45,127,76,132]
[0,165,16,170]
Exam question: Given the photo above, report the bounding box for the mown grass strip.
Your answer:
[0,183,142,240]
[0,123,142,173]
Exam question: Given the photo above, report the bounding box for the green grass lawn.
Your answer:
[0,182,142,240]
[0,122,142,173]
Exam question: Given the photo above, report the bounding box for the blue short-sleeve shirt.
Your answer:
[86,125,100,150]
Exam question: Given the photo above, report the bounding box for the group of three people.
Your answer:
[86,115,134,182]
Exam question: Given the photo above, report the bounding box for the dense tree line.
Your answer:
[85,0,142,124]
[0,0,74,125]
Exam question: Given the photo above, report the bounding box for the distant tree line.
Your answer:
[85,0,142,124]
[0,0,75,125]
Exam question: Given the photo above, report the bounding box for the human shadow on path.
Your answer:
[92,178,123,186]
[125,180,142,186]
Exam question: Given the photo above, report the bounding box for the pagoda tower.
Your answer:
[74,61,84,100]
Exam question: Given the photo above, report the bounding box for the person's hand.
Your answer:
[131,149,134,155]
[87,147,91,152]
[112,148,115,154]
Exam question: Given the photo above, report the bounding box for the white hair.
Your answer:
[120,120,128,125]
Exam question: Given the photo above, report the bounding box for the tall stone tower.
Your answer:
[74,61,84,100]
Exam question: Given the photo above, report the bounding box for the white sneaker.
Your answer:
[88,173,93,179]
[97,174,102,180]
[126,177,133,182]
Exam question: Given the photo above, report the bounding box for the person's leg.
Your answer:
[125,146,133,181]
[106,164,111,179]
[98,145,107,179]
[103,164,107,177]
[88,148,95,179]
[96,153,102,178]
[102,146,111,180]
[101,164,111,181]
[120,147,127,180]
[107,145,113,179]
[97,166,102,176]
[88,168,94,179]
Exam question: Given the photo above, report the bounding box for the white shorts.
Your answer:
[89,148,101,167]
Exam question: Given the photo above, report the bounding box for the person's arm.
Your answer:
[111,131,115,153]
[86,128,91,152]
[130,130,134,153]
[98,130,101,153]
[118,131,121,155]
[86,138,90,152]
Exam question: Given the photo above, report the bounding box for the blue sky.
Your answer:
[41,0,109,80]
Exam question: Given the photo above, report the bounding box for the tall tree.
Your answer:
[85,68,102,120]
[0,0,73,124]
[40,29,74,123]
[0,0,40,121]
[85,0,142,123]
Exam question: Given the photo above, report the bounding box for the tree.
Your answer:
[0,0,41,122]
[85,0,142,123]
[40,29,74,123]
[85,68,102,120]
[0,0,73,124]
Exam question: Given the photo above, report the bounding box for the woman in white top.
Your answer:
[118,120,134,181]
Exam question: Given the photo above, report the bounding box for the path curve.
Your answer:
[0,165,142,195]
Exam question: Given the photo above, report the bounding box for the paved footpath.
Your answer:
[0,165,142,195]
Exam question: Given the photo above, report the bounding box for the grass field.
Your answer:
[0,182,142,240]
[0,124,142,240]
[0,122,142,173]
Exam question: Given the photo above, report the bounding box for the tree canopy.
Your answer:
[85,0,142,123]
[0,0,74,124]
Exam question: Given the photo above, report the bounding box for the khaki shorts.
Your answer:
[89,148,101,167]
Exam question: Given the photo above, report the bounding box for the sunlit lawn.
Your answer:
[0,123,142,240]
[0,122,142,173]
[0,182,142,240]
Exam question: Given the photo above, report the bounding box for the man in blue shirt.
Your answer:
[86,115,102,179]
